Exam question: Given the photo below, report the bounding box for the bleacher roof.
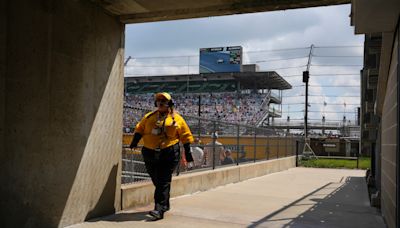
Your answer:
[125,71,292,94]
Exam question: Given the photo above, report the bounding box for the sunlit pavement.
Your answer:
[69,167,385,228]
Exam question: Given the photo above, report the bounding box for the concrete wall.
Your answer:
[0,1,124,227]
[381,28,398,228]
[122,156,296,209]
[0,1,6,169]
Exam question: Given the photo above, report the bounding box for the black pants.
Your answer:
[142,144,180,211]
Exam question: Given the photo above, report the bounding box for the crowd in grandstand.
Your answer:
[123,92,271,133]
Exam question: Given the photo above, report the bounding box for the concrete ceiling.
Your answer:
[94,0,350,23]
[351,0,400,34]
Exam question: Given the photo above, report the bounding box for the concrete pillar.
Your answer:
[0,0,6,164]
[381,28,398,228]
[1,1,124,227]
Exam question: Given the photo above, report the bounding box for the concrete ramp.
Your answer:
[69,168,385,228]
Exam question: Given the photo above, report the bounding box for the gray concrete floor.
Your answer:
[69,167,386,228]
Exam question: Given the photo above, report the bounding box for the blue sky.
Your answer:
[124,4,363,124]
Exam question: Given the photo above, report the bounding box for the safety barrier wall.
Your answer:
[122,135,298,184]
[121,156,296,209]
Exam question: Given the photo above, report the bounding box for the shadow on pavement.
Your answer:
[88,211,159,223]
[248,176,384,228]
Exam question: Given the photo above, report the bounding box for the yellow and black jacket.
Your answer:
[133,110,194,150]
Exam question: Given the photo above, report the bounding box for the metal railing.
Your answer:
[122,105,300,184]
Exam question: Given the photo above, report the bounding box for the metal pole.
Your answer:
[356,152,359,169]
[253,127,257,162]
[305,78,309,138]
[236,124,240,165]
[212,121,216,170]
[304,44,314,139]
[306,44,314,72]
[198,95,201,139]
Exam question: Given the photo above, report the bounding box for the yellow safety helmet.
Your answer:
[154,92,174,107]
[155,92,172,101]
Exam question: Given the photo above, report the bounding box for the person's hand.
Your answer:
[184,143,194,162]
[129,133,142,150]
[129,143,138,150]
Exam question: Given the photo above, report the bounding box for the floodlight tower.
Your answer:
[303,44,314,138]
[302,44,317,159]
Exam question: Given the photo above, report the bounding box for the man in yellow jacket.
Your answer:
[130,92,194,220]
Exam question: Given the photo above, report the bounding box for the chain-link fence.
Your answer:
[295,138,368,169]
[122,106,300,184]
[122,147,150,183]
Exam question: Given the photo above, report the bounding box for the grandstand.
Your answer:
[124,71,292,133]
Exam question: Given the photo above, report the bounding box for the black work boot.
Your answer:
[149,209,164,220]
[149,204,165,220]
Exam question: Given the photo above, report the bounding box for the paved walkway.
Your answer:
[70,168,386,228]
